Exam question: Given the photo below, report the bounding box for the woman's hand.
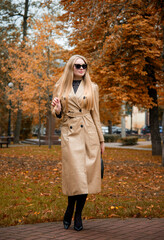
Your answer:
[100,141,105,155]
[51,97,61,115]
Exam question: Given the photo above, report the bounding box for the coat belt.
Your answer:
[64,110,90,118]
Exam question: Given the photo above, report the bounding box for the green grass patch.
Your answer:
[0,145,164,226]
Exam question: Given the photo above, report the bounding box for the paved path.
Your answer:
[0,218,164,240]
[105,141,151,151]
[10,141,152,151]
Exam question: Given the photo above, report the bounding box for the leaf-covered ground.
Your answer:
[0,145,163,227]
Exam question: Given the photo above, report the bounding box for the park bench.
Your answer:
[0,136,13,148]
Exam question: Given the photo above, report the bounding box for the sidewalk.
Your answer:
[105,141,152,151]
[10,141,152,150]
[0,218,164,240]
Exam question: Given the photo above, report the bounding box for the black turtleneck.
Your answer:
[72,80,81,93]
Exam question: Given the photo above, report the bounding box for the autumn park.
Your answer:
[0,0,164,234]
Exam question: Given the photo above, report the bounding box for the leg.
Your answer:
[63,195,76,229]
[74,194,87,231]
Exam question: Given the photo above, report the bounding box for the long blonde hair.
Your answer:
[57,55,94,110]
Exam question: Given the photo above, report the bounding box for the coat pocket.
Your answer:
[88,130,99,146]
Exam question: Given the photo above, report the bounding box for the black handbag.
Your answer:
[101,156,104,179]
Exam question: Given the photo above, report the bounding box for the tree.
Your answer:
[0,1,21,136]
[14,0,29,143]
[59,0,163,155]
[2,13,65,148]
[0,0,64,142]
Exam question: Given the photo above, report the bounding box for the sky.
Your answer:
[7,0,72,49]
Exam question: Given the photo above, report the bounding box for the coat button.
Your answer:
[81,125,83,128]
[70,126,72,129]
[79,109,82,112]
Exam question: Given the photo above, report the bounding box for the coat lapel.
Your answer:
[76,80,84,99]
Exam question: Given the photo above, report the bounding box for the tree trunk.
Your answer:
[148,85,162,156]
[38,86,41,147]
[14,0,29,143]
[38,111,41,147]
[130,108,133,133]
[14,108,22,143]
[46,46,52,149]
[23,0,29,41]
[48,110,52,149]
[162,23,164,165]
[149,104,162,155]
[162,111,164,166]
[108,120,112,134]
[145,58,162,156]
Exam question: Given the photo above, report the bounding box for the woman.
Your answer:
[51,55,105,231]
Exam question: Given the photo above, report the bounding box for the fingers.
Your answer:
[102,148,105,154]
[101,148,104,155]
[101,142,105,155]
[51,97,60,107]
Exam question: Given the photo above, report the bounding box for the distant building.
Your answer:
[125,106,149,133]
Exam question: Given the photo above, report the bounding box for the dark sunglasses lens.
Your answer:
[83,64,87,69]
[75,64,81,69]
[75,64,87,69]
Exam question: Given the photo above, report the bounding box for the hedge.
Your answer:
[120,136,138,145]
[104,134,120,143]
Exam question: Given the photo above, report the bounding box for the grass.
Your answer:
[0,145,164,227]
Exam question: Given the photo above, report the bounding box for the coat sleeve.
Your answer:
[91,84,104,143]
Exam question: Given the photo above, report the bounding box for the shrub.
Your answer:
[120,136,138,145]
[104,134,120,142]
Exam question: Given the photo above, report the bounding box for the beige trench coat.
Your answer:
[52,80,104,196]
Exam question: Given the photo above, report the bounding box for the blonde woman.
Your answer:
[51,55,105,231]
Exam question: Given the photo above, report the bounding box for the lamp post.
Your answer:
[8,82,14,138]
[38,85,41,147]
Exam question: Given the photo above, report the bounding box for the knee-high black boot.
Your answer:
[74,194,87,231]
[63,196,76,229]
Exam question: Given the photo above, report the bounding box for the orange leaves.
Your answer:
[40,193,51,197]
[136,206,143,210]
[59,0,163,121]
[26,197,32,202]
[1,12,65,124]
[109,206,120,210]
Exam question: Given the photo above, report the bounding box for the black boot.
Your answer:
[63,196,76,229]
[74,194,87,231]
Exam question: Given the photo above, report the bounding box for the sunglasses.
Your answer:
[74,64,87,69]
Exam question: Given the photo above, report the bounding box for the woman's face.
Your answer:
[73,58,87,80]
